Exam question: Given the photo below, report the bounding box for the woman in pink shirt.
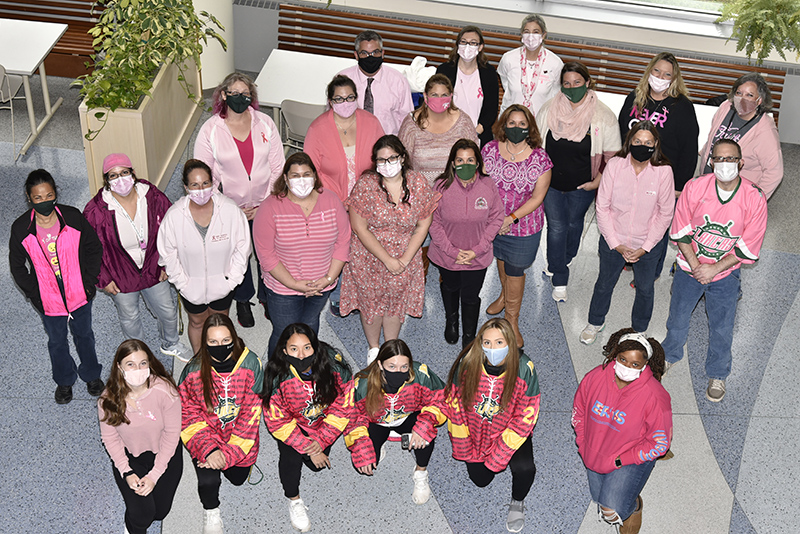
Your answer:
[580,122,675,345]
[98,339,182,534]
[253,153,351,358]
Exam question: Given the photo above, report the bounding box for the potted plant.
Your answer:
[76,0,226,191]
[717,0,800,65]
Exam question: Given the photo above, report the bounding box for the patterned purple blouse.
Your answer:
[481,140,553,237]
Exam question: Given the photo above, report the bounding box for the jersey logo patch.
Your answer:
[215,393,241,429]
[474,393,501,422]
[693,215,740,259]
[302,399,325,425]
[379,404,409,424]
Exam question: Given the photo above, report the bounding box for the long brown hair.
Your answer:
[602,328,666,382]
[100,339,177,426]
[370,135,411,206]
[446,25,489,67]
[356,339,416,417]
[435,139,486,191]
[445,318,521,413]
[492,104,542,148]
[633,52,690,113]
[417,74,460,131]
[195,313,247,413]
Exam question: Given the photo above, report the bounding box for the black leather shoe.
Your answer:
[260,300,271,321]
[87,378,105,396]
[444,314,459,345]
[55,385,73,404]
[237,300,255,328]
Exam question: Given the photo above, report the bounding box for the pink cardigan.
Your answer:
[700,100,783,199]
[304,109,385,202]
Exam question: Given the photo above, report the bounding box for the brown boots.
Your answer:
[619,496,643,534]
[504,274,525,348]
[486,260,507,314]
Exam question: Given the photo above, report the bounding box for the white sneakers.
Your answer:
[203,508,223,534]
[289,498,311,532]
[551,286,567,302]
[706,379,726,402]
[412,469,431,504]
[161,341,192,363]
[580,323,605,345]
[367,347,380,365]
[506,499,525,532]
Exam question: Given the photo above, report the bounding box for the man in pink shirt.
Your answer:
[338,30,414,136]
[661,139,768,403]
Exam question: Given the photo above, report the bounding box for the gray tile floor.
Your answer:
[2,74,798,533]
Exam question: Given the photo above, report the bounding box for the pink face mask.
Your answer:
[521,33,543,51]
[332,100,358,118]
[427,96,452,113]
[188,186,214,206]
[109,174,135,196]
[734,95,759,117]
[458,44,480,62]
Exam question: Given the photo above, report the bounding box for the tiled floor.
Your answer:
[1,75,798,534]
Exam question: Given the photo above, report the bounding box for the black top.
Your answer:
[545,130,592,191]
[618,91,699,191]
[437,61,500,148]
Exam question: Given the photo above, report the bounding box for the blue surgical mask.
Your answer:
[482,345,509,366]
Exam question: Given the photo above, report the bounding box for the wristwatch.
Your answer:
[510,211,520,224]
[614,457,622,468]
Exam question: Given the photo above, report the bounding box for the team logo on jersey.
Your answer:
[379,404,409,425]
[474,197,488,210]
[302,399,325,424]
[474,393,501,422]
[693,215,739,259]
[215,393,241,429]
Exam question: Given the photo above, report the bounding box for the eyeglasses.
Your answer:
[711,156,741,163]
[358,49,383,58]
[108,169,132,181]
[225,91,251,98]
[458,40,480,47]
[331,95,357,104]
[376,155,401,165]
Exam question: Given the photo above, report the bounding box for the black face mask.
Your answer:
[504,127,529,144]
[630,145,655,163]
[383,369,409,391]
[358,55,383,75]
[226,93,252,114]
[207,342,234,362]
[32,199,56,217]
[287,355,313,374]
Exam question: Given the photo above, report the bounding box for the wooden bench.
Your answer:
[0,0,99,77]
[278,3,785,120]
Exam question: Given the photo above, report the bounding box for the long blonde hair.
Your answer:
[633,52,690,113]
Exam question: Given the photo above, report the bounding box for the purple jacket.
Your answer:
[83,181,172,293]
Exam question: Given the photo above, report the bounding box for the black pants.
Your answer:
[192,458,251,509]
[436,265,488,307]
[111,443,183,534]
[466,436,535,501]
[277,438,333,498]
[368,411,435,468]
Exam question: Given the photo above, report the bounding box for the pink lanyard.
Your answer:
[519,47,546,110]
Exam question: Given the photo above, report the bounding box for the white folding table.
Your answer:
[0,18,68,158]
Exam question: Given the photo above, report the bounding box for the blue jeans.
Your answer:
[235,219,268,304]
[329,277,341,306]
[39,300,102,386]
[543,187,595,286]
[588,235,667,332]
[111,280,179,349]
[492,232,542,277]
[266,288,331,359]
[661,267,740,379]
[586,461,656,521]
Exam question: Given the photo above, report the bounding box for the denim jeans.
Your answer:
[266,288,331,359]
[111,280,179,349]
[543,187,596,287]
[588,235,668,332]
[661,267,741,379]
[39,300,102,386]
[329,277,342,306]
[235,219,268,304]
[586,460,656,521]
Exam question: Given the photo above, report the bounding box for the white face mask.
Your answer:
[714,161,739,183]
[521,33,543,51]
[458,44,480,62]
[123,367,150,387]
[648,73,671,94]
[289,177,315,198]
[376,160,403,178]
[614,360,642,383]
[187,185,214,206]
[482,345,509,366]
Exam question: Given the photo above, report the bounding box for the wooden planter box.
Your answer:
[79,61,203,192]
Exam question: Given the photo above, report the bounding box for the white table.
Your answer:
[0,18,67,158]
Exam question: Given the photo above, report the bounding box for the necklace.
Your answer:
[506,141,528,161]
[335,117,356,135]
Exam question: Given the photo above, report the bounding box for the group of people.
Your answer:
[8,13,781,534]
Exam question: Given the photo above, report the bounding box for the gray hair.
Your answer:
[520,14,547,34]
[354,30,383,51]
[729,72,773,113]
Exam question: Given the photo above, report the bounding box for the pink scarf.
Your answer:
[547,90,597,143]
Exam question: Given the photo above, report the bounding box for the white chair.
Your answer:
[0,64,24,160]
[280,99,326,155]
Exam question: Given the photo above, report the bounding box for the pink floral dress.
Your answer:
[340,170,440,323]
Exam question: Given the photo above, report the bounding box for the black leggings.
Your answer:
[192,458,251,509]
[368,412,435,468]
[112,443,183,534]
[277,438,333,498]
[466,436,535,501]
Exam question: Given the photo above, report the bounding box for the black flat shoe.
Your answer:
[55,385,73,404]
[87,378,105,396]
[237,300,255,328]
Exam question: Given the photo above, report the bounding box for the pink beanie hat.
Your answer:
[102,153,133,174]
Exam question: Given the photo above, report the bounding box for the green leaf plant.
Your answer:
[717,0,800,65]
[73,0,227,140]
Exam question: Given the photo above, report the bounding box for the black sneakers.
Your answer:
[87,378,105,396]
[237,300,255,328]
[55,385,73,404]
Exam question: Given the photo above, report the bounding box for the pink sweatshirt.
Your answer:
[595,155,675,252]
[194,110,285,208]
[572,363,672,474]
[98,377,182,483]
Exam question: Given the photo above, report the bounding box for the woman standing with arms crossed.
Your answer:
[536,62,621,302]
[10,169,104,404]
[179,313,263,534]
[194,72,285,327]
[482,104,552,348]
[98,339,182,534]
[573,328,672,534]
[438,318,540,533]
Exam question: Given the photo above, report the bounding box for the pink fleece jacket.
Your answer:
[572,363,672,474]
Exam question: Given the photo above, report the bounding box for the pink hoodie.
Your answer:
[572,362,672,474]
